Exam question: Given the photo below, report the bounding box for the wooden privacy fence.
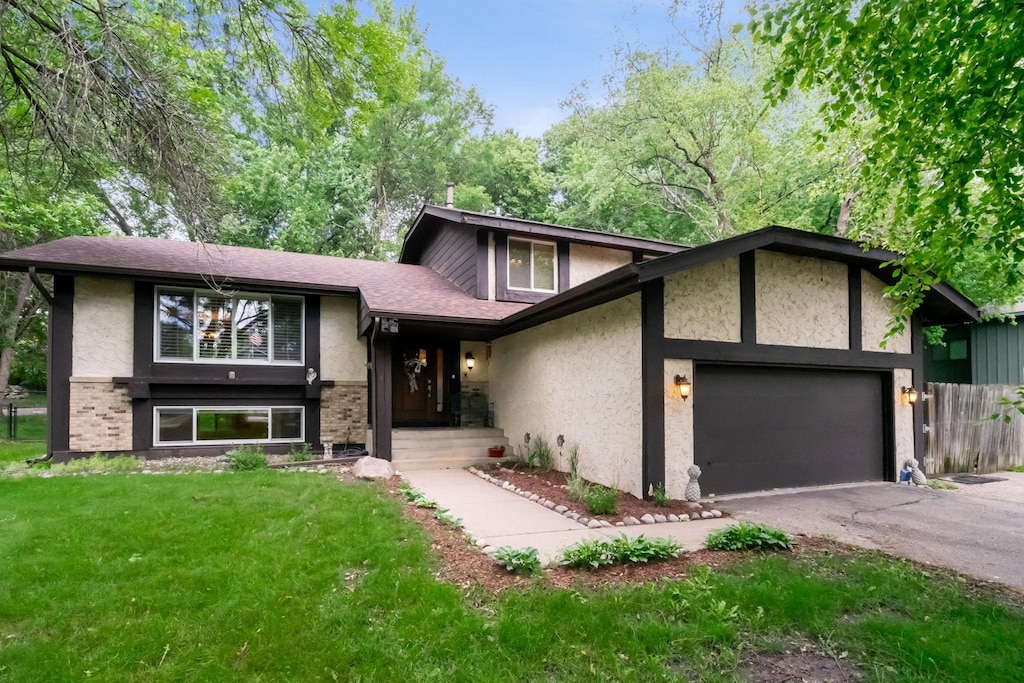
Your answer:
[925,382,1024,474]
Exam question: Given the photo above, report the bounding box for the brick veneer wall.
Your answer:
[320,381,368,445]
[69,380,133,452]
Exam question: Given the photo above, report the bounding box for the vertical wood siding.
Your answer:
[419,224,478,297]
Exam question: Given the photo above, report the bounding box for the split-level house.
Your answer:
[0,205,977,497]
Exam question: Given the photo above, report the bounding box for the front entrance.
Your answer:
[392,342,456,426]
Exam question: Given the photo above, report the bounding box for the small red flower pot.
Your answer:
[488,445,506,458]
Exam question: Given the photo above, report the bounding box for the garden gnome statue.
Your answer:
[684,464,702,502]
[909,458,928,486]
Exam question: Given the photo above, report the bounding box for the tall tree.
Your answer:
[752,0,1024,316]
[454,131,553,221]
[547,32,841,245]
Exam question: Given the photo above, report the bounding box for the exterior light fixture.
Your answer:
[465,351,476,370]
[674,375,692,400]
[902,387,919,404]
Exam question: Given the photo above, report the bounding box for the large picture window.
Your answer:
[507,238,557,293]
[157,288,303,364]
[154,406,304,445]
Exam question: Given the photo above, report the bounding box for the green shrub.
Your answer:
[560,535,681,569]
[608,534,680,563]
[581,484,618,515]
[287,443,314,462]
[398,481,437,509]
[434,508,461,527]
[224,445,267,471]
[523,434,553,470]
[560,538,613,569]
[652,482,669,507]
[704,522,792,551]
[494,546,541,575]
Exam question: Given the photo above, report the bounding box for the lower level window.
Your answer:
[155,406,304,445]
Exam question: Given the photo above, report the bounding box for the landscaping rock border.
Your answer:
[467,466,723,528]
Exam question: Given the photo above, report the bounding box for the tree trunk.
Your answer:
[0,273,33,401]
[835,190,861,237]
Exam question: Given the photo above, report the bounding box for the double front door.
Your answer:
[392,342,456,425]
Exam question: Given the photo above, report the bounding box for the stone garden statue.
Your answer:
[908,458,928,487]
[685,464,702,502]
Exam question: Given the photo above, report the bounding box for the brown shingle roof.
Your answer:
[0,236,528,322]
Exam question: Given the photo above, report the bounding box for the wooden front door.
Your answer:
[393,343,452,425]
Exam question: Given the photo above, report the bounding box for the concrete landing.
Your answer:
[401,469,732,565]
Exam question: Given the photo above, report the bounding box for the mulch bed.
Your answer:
[482,463,726,523]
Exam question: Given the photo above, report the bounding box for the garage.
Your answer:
[693,364,891,496]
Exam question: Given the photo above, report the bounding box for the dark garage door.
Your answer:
[693,364,887,496]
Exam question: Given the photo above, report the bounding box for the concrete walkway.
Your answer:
[401,469,732,565]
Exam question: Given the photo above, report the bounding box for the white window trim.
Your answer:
[154,287,305,365]
[153,405,305,446]
[507,238,558,293]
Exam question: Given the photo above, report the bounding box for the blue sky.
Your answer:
[388,1,750,137]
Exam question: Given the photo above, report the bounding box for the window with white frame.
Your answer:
[156,288,303,364]
[507,238,557,292]
[154,406,304,445]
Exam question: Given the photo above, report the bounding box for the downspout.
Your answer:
[25,268,54,464]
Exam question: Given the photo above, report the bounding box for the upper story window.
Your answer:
[508,238,557,293]
[156,288,303,364]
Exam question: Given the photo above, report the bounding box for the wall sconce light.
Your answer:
[901,386,919,404]
[465,351,476,371]
[675,375,692,400]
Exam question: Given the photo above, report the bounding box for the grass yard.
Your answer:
[1,473,1022,682]
[0,440,46,464]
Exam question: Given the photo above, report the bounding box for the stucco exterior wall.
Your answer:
[893,368,916,475]
[72,277,134,377]
[568,244,633,288]
[68,379,132,452]
[861,271,912,353]
[755,250,849,349]
[663,358,694,499]
[320,296,366,382]
[663,257,741,342]
[489,294,644,497]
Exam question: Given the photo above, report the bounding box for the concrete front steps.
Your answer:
[391,427,512,471]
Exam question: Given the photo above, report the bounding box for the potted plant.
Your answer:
[488,445,505,458]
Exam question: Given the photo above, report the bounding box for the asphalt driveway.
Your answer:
[723,473,1024,592]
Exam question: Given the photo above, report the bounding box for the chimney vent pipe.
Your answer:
[445,182,455,208]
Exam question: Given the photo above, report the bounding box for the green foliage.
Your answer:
[398,480,438,509]
[3,454,143,477]
[455,132,553,220]
[560,534,681,569]
[287,443,315,462]
[580,484,619,516]
[705,522,792,551]
[224,445,268,471]
[652,482,669,507]
[522,434,554,470]
[493,546,542,576]
[928,480,956,491]
[752,0,1024,314]
[433,507,461,528]
[1009,465,1024,473]
[559,538,614,569]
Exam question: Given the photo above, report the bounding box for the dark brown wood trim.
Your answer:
[475,229,489,300]
[739,251,756,344]
[631,249,645,263]
[50,276,74,454]
[911,317,925,463]
[558,240,570,292]
[371,332,393,460]
[28,267,54,305]
[848,266,862,352]
[664,338,917,370]
[494,232,560,304]
[641,279,665,500]
[881,370,896,481]
[305,296,321,442]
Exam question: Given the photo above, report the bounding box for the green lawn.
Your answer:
[0,440,46,463]
[1,473,1022,682]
